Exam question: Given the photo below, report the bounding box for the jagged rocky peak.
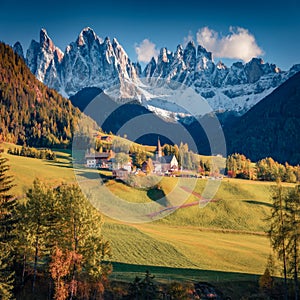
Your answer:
[40,28,56,52]
[244,57,281,83]
[19,28,299,116]
[183,41,196,68]
[112,37,128,62]
[13,42,24,58]
[175,44,183,59]
[112,37,119,46]
[197,44,212,60]
[26,40,40,74]
[158,47,170,63]
[76,27,99,46]
[216,61,227,70]
[143,57,157,77]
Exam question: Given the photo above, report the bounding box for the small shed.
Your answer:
[112,168,129,180]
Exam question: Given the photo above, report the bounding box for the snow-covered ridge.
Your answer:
[143,41,300,114]
[13,28,300,116]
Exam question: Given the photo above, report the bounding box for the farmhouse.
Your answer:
[85,150,114,168]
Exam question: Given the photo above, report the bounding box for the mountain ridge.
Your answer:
[13,27,300,117]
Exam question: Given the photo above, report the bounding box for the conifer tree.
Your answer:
[269,181,289,300]
[0,155,17,300]
[24,179,56,293]
[285,185,300,299]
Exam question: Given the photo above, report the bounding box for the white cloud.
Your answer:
[196,26,263,62]
[135,39,159,63]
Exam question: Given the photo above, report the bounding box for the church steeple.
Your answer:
[156,137,162,159]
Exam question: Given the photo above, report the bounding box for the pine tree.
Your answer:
[0,155,17,300]
[259,268,273,295]
[24,179,56,293]
[285,185,300,299]
[268,181,289,300]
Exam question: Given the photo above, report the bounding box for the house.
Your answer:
[108,158,132,172]
[85,150,114,168]
[112,168,129,180]
[100,135,112,142]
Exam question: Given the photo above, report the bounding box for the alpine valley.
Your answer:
[14,27,300,117]
[9,27,300,164]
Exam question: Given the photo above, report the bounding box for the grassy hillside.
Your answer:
[103,222,270,275]
[2,143,288,286]
[2,143,77,195]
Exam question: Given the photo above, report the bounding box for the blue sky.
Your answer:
[0,0,299,70]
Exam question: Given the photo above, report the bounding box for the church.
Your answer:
[151,139,178,174]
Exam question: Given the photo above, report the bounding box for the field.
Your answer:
[2,143,289,297]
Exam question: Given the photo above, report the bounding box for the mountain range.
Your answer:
[13,27,300,118]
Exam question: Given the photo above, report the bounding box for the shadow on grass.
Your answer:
[46,161,74,169]
[110,262,260,282]
[147,187,169,206]
[243,200,272,208]
[75,170,113,182]
[147,188,165,201]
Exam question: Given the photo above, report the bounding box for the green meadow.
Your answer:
[3,142,290,297]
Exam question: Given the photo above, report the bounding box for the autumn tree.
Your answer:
[269,182,300,299]
[226,153,252,179]
[50,246,82,300]
[53,184,111,299]
[114,152,130,168]
[145,158,154,174]
[166,281,194,300]
[17,181,111,299]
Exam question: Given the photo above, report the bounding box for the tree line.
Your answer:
[226,153,300,183]
[7,146,56,160]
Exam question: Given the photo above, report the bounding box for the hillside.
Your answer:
[3,144,293,299]
[0,42,92,147]
[3,145,273,269]
[226,71,300,164]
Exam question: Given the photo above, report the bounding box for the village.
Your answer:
[84,134,182,180]
[83,132,224,182]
